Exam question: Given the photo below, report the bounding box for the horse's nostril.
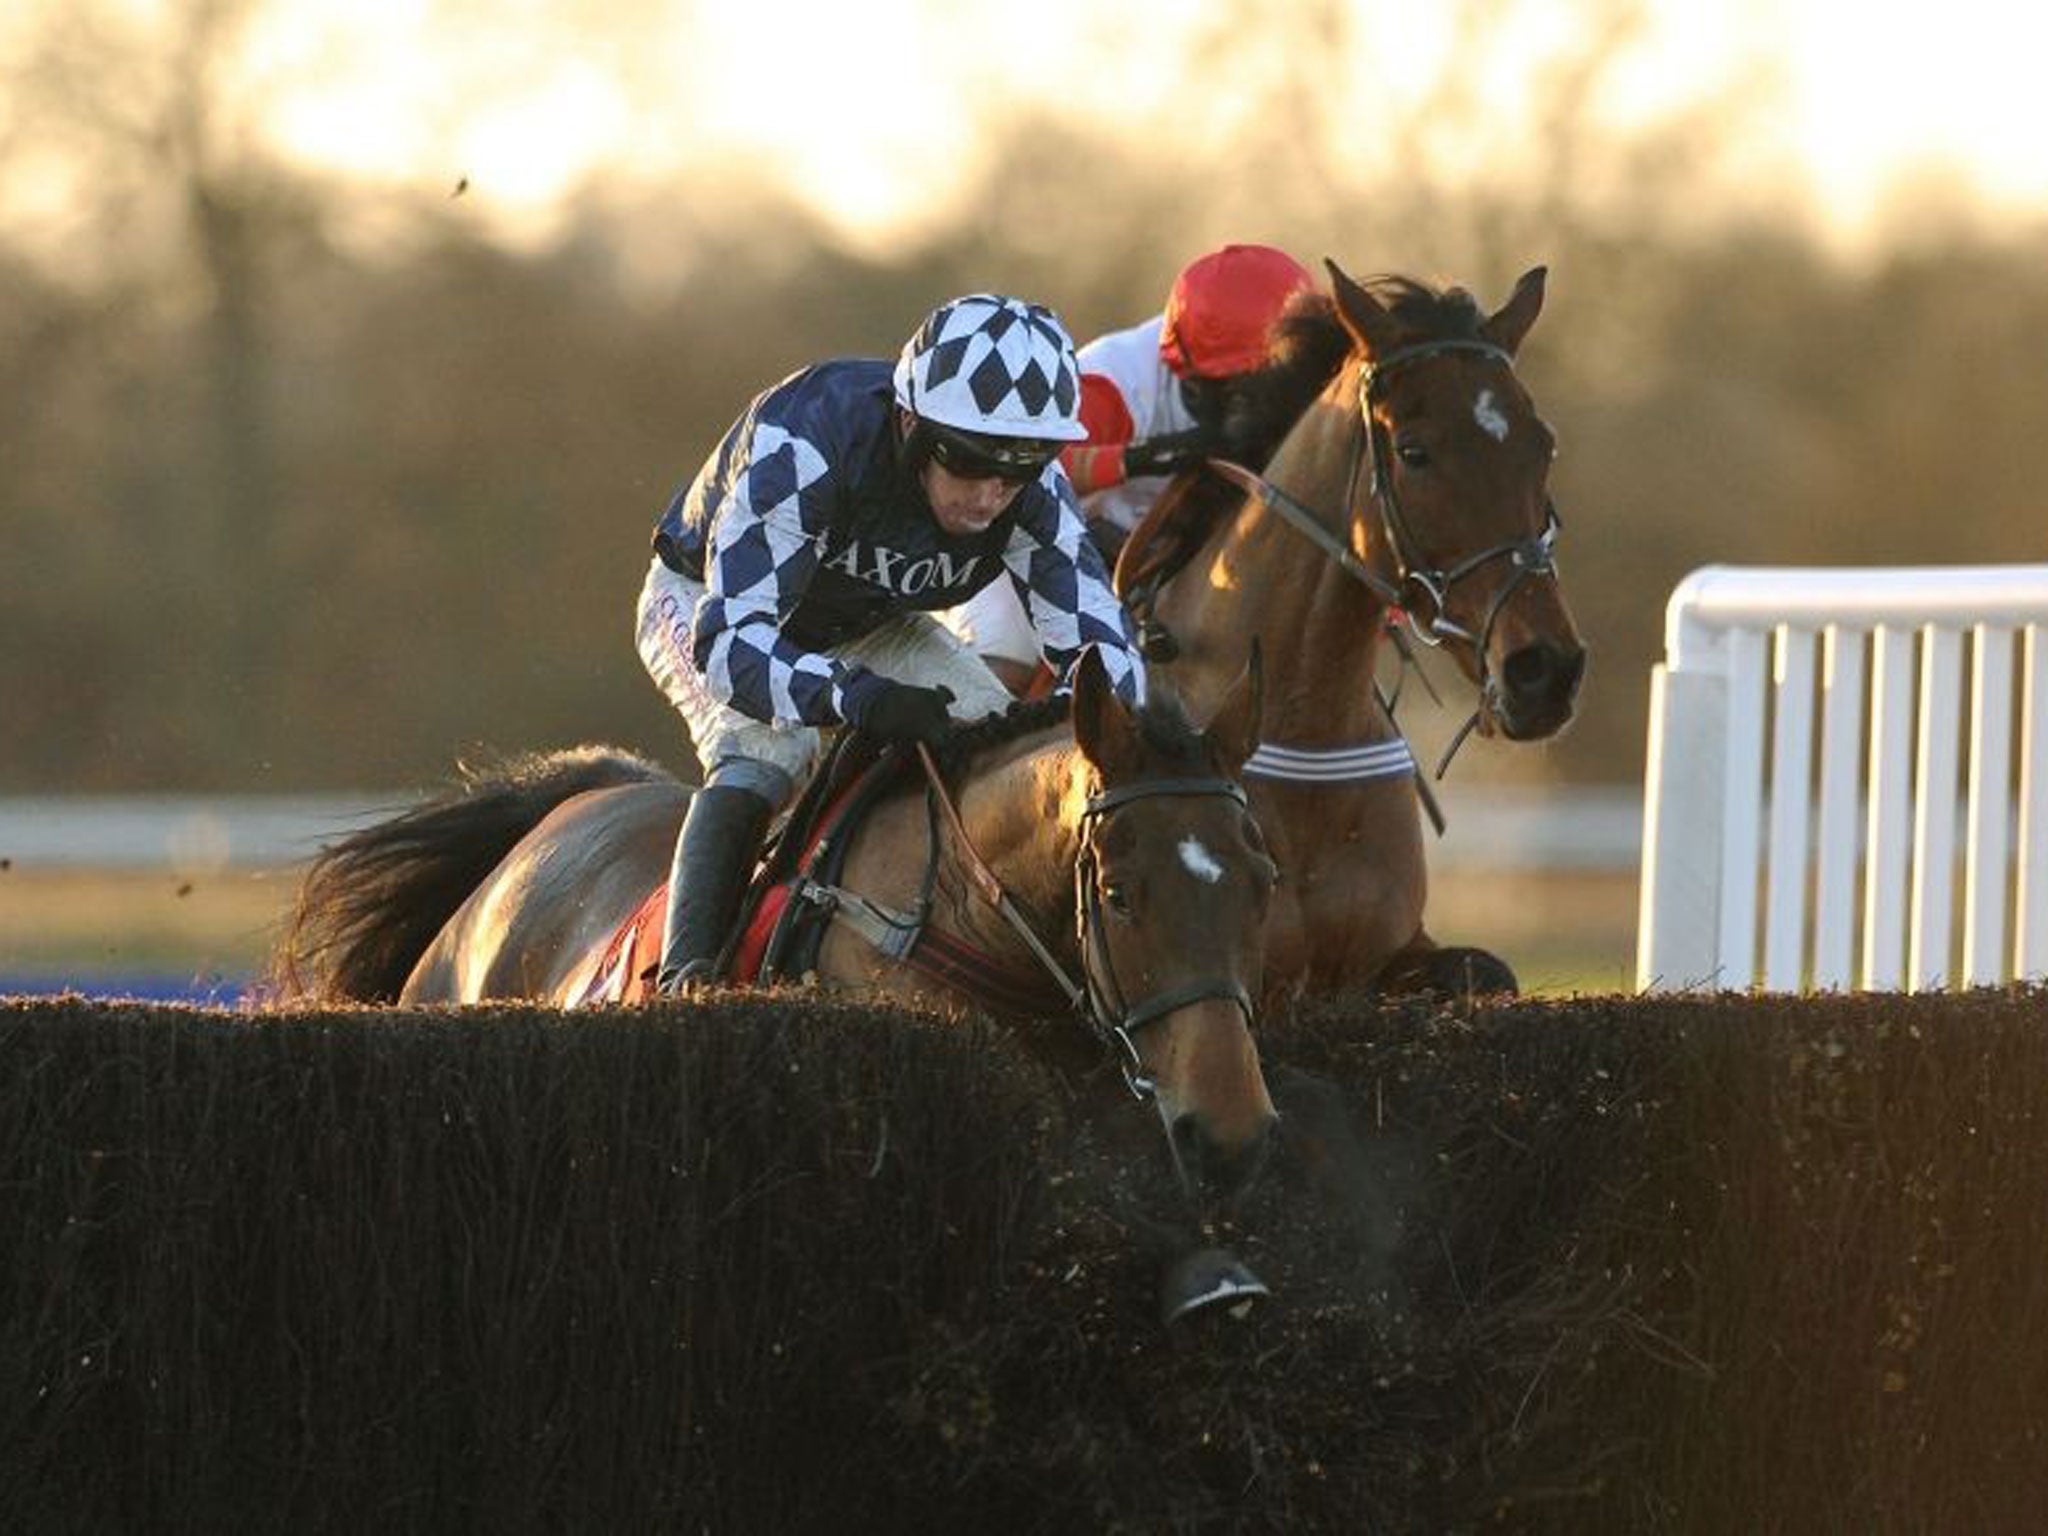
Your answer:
[1503,642,1585,703]
[1502,644,1553,697]
[1170,1110,1276,1200]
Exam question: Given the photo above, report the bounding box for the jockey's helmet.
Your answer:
[894,293,1086,482]
[1159,245,1315,380]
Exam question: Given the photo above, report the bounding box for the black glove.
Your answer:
[846,681,955,745]
[1122,428,1216,479]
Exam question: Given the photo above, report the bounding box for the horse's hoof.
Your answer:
[1159,1245,1270,1325]
[1429,946,1519,998]
[1380,945,1520,1001]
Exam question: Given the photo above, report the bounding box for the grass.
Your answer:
[1428,865,1642,996]
[0,866,292,979]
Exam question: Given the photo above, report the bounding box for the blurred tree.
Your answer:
[3,0,2046,796]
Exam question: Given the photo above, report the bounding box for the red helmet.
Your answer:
[1158,244,1315,379]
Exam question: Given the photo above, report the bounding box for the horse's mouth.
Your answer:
[1483,684,1577,743]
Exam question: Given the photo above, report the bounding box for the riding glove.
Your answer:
[1123,428,1217,479]
[846,681,955,744]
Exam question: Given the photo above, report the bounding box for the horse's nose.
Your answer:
[1498,639,1585,736]
[1170,1108,1278,1206]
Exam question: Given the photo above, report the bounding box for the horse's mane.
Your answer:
[1265,290,1353,416]
[930,695,1072,776]
[1266,276,1491,396]
[930,686,1214,782]
[1354,274,1490,341]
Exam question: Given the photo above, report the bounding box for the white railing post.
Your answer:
[1964,625,2014,987]
[1909,625,1963,991]
[2020,625,2048,977]
[1764,625,1817,989]
[1637,662,1729,989]
[1862,625,1915,989]
[1810,626,1865,988]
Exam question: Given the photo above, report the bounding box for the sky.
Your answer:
[12,0,2048,256]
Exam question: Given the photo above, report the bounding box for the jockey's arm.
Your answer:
[689,447,888,731]
[1056,373,1139,498]
[1004,468,1147,703]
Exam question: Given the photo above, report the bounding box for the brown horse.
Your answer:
[1115,262,1585,1003]
[266,652,1281,1206]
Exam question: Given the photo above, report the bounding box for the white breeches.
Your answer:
[635,557,1013,804]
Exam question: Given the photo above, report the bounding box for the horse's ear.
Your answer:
[1072,646,1138,778]
[1325,258,1400,359]
[1484,265,1548,355]
[1205,639,1264,772]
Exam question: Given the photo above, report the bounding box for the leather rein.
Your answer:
[916,745,1252,1100]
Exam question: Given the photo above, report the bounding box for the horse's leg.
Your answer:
[1372,929,1520,1000]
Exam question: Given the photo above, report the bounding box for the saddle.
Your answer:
[571,725,1072,1018]
[570,733,913,1006]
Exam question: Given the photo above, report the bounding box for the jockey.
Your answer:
[943,243,1315,693]
[636,292,1147,993]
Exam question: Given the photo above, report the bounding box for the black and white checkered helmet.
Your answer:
[891,294,1087,442]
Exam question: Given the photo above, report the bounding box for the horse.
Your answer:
[265,651,1283,1210]
[1114,261,1585,1003]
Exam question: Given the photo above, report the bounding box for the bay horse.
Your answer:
[1115,261,1585,1003]
[265,651,1281,1208]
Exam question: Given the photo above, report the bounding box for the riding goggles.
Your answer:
[921,422,1061,483]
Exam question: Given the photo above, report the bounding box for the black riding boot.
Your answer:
[656,783,775,994]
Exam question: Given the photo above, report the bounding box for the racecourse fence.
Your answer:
[7,986,2048,1533]
[1639,563,2048,993]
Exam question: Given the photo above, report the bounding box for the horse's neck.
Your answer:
[946,738,1084,957]
[1174,371,1394,743]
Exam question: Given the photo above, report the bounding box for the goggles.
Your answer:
[920,422,1060,484]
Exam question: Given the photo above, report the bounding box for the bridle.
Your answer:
[919,748,1254,1100]
[1357,338,1563,666]
[1073,777,1256,1098]
[1210,335,1563,714]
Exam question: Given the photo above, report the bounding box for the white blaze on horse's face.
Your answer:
[1178,836,1225,885]
[1474,388,1511,443]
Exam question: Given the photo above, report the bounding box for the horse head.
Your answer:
[1326,261,1586,741]
[1069,645,1277,1208]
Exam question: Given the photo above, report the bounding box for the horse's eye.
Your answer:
[1101,881,1133,917]
[1396,439,1431,469]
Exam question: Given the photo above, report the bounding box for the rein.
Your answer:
[1208,334,1564,778]
[916,745,1252,1100]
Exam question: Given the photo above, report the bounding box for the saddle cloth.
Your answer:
[564,741,896,1007]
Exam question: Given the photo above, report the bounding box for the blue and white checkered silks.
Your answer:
[690,421,849,725]
[1002,474,1145,701]
[688,414,1143,725]
[892,294,1088,441]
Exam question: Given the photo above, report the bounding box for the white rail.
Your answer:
[1637,563,2048,992]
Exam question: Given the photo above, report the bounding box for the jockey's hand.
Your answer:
[1123,428,1216,479]
[847,681,955,745]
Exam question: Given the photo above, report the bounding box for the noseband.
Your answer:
[917,748,1255,1101]
[1075,777,1255,1099]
